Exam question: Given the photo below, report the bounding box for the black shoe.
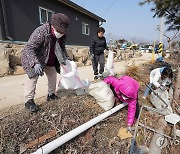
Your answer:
[94,75,98,80]
[47,93,60,101]
[25,99,39,112]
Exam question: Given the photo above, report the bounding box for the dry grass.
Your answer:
[0,60,179,154]
[125,65,141,82]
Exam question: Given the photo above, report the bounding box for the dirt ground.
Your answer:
[0,56,179,154]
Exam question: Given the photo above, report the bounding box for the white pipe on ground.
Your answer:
[32,103,127,154]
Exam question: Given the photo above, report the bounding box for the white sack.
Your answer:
[105,50,115,76]
[57,60,84,90]
[89,81,115,111]
[75,79,91,95]
[150,86,173,114]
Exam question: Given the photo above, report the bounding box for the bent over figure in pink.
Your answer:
[104,75,140,133]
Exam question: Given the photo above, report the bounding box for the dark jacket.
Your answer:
[21,23,67,78]
[90,35,108,56]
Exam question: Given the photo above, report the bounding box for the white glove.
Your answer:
[126,126,133,134]
[90,54,94,60]
[160,85,166,91]
[34,64,43,76]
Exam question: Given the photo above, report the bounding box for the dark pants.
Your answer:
[135,98,140,119]
[92,53,105,75]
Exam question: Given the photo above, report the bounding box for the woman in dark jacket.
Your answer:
[90,27,108,80]
[21,13,71,112]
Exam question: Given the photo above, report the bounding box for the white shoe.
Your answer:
[99,74,103,79]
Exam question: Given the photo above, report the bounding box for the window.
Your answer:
[39,7,54,24]
[82,22,90,35]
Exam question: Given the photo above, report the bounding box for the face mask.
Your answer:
[54,30,64,38]
[122,95,129,100]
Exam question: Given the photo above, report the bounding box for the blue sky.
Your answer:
[72,0,173,45]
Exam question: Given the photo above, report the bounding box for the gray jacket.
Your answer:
[21,23,67,78]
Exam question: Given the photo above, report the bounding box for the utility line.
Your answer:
[101,0,118,16]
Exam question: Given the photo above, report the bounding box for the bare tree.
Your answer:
[132,37,137,44]
[139,0,180,31]
[163,30,180,52]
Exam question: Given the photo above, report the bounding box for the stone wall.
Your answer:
[0,45,10,77]
[0,43,92,77]
[0,43,25,77]
[0,43,142,77]
[66,46,91,66]
[105,49,142,61]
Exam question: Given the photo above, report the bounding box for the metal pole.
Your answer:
[160,17,164,44]
[138,123,173,139]
[129,105,143,154]
[159,17,164,58]
[145,83,168,108]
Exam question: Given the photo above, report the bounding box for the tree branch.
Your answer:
[163,30,179,43]
[171,30,180,41]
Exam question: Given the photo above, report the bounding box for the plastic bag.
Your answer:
[105,50,115,76]
[165,114,180,125]
[57,60,85,90]
[75,79,91,95]
[134,145,149,154]
[150,86,173,113]
[89,81,115,111]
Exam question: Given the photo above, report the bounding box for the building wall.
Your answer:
[2,0,99,46]
[0,1,5,40]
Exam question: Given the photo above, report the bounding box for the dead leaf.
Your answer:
[20,129,57,153]
[117,127,132,140]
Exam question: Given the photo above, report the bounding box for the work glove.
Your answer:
[90,54,94,60]
[34,64,43,76]
[160,85,166,91]
[66,55,72,61]
[61,61,66,65]
[126,126,133,134]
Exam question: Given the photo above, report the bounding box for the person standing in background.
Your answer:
[90,27,108,80]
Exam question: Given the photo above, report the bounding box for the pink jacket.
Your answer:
[104,75,139,126]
